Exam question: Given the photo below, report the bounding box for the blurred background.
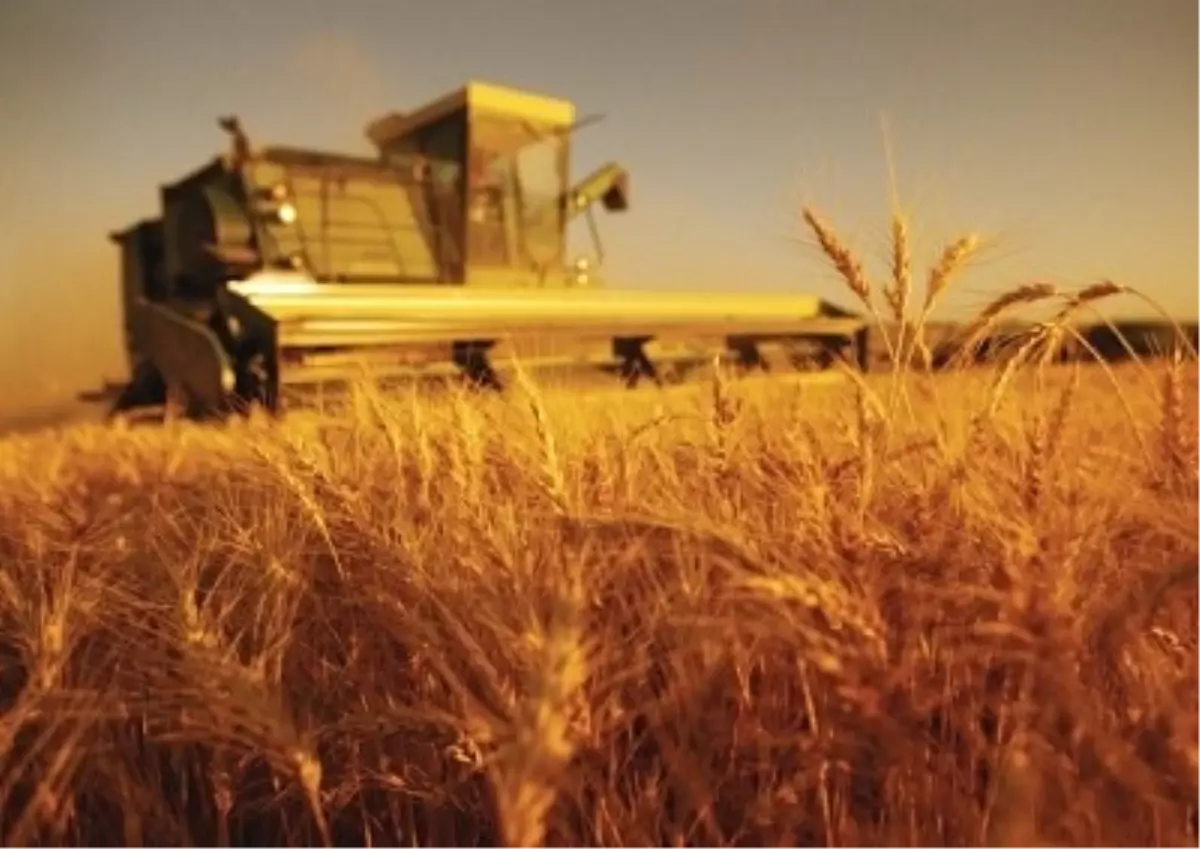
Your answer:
[0,0,1195,428]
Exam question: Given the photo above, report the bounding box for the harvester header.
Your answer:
[93,80,867,420]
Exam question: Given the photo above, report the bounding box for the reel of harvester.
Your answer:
[85,80,868,422]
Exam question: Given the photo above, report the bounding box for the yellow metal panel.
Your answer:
[465,266,550,289]
[464,81,575,127]
[226,275,856,353]
[365,80,575,149]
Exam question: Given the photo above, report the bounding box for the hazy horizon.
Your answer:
[1,0,1195,416]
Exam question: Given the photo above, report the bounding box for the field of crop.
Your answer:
[0,213,1196,847]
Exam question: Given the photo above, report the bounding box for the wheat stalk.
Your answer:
[984,730,1046,847]
[514,361,568,515]
[1022,371,1051,512]
[708,355,739,466]
[988,282,1127,417]
[855,385,878,527]
[949,282,1060,370]
[490,586,587,848]
[799,204,912,376]
[1159,349,1189,490]
[885,212,912,324]
[922,234,980,318]
[801,206,874,310]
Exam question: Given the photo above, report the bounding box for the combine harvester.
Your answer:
[90,81,868,420]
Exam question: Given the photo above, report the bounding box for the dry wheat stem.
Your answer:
[1053,323,1152,462]
[801,207,872,306]
[800,207,900,365]
[1120,288,1200,359]
[1159,351,1189,488]
[1070,302,1157,383]
[1046,281,1126,330]
[948,282,1060,371]
[922,234,980,317]
[883,210,922,427]
[514,360,569,515]
[886,212,912,324]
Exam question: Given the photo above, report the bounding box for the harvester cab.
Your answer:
[98,80,867,421]
[362,81,627,289]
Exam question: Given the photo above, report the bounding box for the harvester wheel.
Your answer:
[162,380,219,423]
[453,341,503,391]
[162,382,189,424]
[108,361,167,418]
[464,359,502,391]
[233,351,274,414]
[615,340,661,389]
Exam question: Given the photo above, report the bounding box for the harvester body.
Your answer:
[101,81,867,418]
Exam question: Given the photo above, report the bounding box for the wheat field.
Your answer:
[0,213,1196,847]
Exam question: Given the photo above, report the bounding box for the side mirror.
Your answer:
[600,171,629,212]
